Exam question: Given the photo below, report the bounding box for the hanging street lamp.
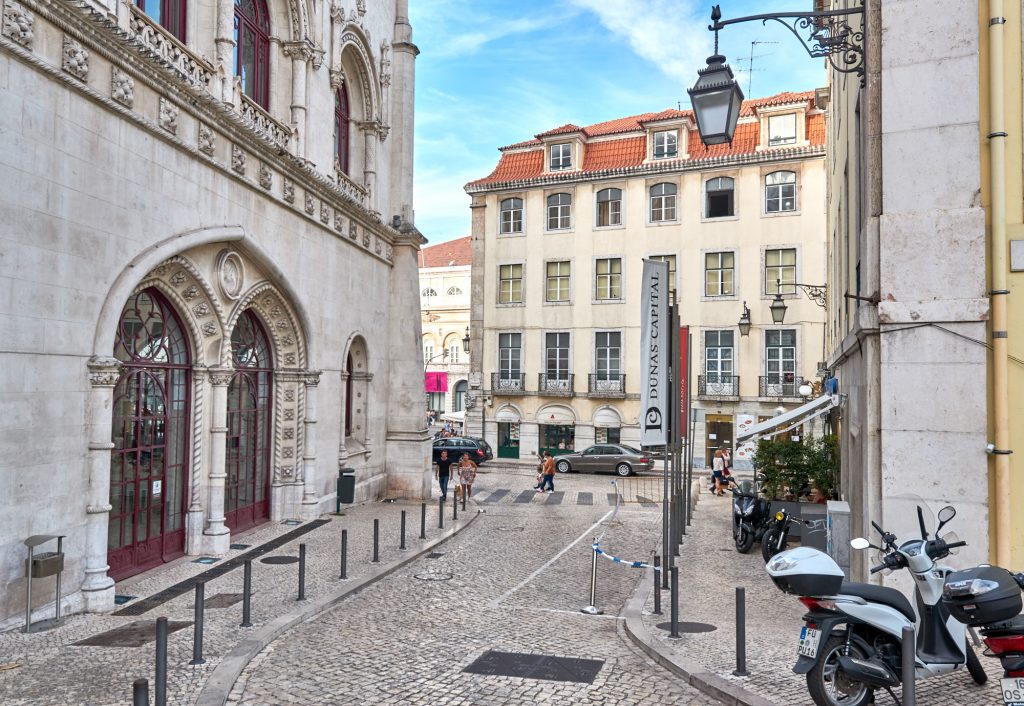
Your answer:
[462,326,471,354]
[770,289,788,324]
[738,301,752,336]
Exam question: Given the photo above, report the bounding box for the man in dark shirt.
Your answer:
[435,450,454,501]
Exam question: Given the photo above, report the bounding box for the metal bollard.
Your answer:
[462,488,467,512]
[400,510,407,550]
[132,678,149,706]
[372,519,380,563]
[581,541,603,615]
[453,494,458,520]
[241,559,253,628]
[733,587,749,676]
[669,567,680,638]
[297,543,306,600]
[339,529,348,580]
[438,497,444,529]
[190,581,206,665]
[652,555,662,615]
[902,624,916,706]
[420,502,426,539]
[154,616,168,706]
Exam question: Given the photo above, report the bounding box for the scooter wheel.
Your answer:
[807,635,872,706]
[965,643,987,685]
[761,528,784,563]
[735,526,755,553]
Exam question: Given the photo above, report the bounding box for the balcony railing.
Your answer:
[538,373,574,397]
[588,374,626,397]
[759,375,798,398]
[698,374,739,397]
[491,373,524,394]
[128,6,214,92]
[238,93,292,153]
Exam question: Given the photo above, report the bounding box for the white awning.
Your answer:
[441,411,465,423]
[736,395,839,443]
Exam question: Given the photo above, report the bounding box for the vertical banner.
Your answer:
[678,326,689,442]
[640,259,669,446]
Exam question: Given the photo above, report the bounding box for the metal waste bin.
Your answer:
[336,468,356,511]
[24,534,66,633]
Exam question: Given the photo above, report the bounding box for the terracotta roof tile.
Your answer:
[419,235,472,268]
[469,91,823,189]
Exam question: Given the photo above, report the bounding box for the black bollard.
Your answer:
[902,624,916,706]
[462,488,467,512]
[132,679,149,706]
[453,494,458,520]
[297,543,306,600]
[420,502,426,539]
[400,510,407,550]
[372,519,380,563]
[241,559,253,628]
[733,587,749,676]
[669,567,680,639]
[438,497,444,529]
[653,556,662,615]
[339,529,348,580]
[190,581,206,665]
[154,616,168,706]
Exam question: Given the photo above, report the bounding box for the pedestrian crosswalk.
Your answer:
[477,487,660,507]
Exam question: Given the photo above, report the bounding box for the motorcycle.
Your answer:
[761,508,817,563]
[765,498,986,706]
[941,563,1024,704]
[730,473,772,553]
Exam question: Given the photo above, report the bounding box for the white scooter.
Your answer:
[765,500,986,706]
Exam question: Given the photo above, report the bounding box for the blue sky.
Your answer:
[408,0,826,243]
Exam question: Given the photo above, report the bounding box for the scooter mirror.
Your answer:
[850,537,871,550]
[936,505,956,533]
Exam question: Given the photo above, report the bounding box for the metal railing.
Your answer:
[759,375,797,397]
[698,374,739,396]
[587,374,626,396]
[491,373,525,394]
[538,373,574,396]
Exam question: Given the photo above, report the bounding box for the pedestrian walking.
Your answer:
[533,452,545,492]
[712,449,726,496]
[435,450,454,501]
[540,451,556,493]
[457,453,478,499]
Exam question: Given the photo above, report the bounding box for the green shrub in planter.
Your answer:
[752,435,839,501]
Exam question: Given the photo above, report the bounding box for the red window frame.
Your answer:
[234,0,270,109]
[345,353,353,437]
[135,0,187,43]
[335,83,351,174]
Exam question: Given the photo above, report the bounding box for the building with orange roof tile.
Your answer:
[463,90,829,465]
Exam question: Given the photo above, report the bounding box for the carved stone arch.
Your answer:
[224,281,306,369]
[338,26,379,121]
[494,403,523,423]
[340,333,371,458]
[343,332,369,374]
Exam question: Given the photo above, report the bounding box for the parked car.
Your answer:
[553,444,652,477]
[432,437,493,465]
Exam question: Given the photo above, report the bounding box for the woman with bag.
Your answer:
[457,453,478,499]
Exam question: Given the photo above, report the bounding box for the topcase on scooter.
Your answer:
[942,565,1022,626]
[766,546,845,596]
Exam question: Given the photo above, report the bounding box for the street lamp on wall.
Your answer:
[770,289,788,324]
[738,301,751,336]
[462,326,471,354]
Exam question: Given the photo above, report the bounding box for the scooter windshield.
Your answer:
[885,493,935,544]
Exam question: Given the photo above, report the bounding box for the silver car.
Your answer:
[553,444,653,477]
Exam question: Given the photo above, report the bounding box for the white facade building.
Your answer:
[0,0,429,624]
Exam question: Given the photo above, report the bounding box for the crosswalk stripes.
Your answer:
[480,488,509,504]
[477,487,657,507]
[545,491,564,505]
[513,489,536,503]
[576,492,593,506]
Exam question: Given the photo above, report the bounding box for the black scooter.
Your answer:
[730,473,772,553]
[760,508,822,563]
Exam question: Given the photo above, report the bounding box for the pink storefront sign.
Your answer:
[424,372,448,392]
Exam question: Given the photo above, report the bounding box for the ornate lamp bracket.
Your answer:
[710,3,865,83]
[795,283,828,308]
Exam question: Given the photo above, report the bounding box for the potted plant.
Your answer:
[752,435,838,544]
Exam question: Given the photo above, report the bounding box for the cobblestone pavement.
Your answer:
[637,489,1002,706]
[229,466,718,705]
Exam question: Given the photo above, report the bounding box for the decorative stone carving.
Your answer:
[198,123,215,156]
[284,408,295,421]
[282,334,294,346]
[201,321,217,336]
[62,35,89,81]
[128,9,213,90]
[193,302,209,316]
[284,389,295,402]
[285,352,296,365]
[320,202,330,224]
[217,250,244,300]
[208,368,234,386]
[385,244,393,261]
[87,357,122,387]
[2,0,33,48]
[304,192,315,215]
[303,370,321,387]
[329,69,344,90]
[356,0,365,15]
[379,43,391,88]
[362,231,370,248]
[283,177,295,203]
[170,271,187,286]
[238,95,291,151]
[259,163,272,190]
[281,447,294,459]
[110,67,134,108]
[231,145,245,174]
[374,236,382,255]
[158,97,178,134]
[349,221,358,240]
[182,285,199,300]
[334,210,344,233]
[269,306,281,317]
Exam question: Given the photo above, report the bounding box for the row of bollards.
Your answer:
[137,500,463,701]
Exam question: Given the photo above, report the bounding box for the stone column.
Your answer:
[300,370,321,519]
[283,42,312,158]
[214,0,235,103]
[203,368,232,555]
[389,0,418,222]
[362,124,378,213]
[81,357,122,613]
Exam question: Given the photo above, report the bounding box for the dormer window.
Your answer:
[653,130,678,159]
[768,114,797,146]
[550,143,573,171]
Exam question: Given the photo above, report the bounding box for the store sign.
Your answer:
[424,371,448,392]
[640,259,669,446]
[679,326,689,441]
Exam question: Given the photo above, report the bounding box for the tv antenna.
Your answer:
[733,39,778,97]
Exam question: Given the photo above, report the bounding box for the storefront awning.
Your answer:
[736,395,839,443]
[441,411,465,423]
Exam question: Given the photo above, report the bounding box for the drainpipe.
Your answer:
[988,0,1011,566]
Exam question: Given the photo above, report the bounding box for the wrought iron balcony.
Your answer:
[491,373,525,395]
[588,374,626,397]
[698,374,739,397]
[759,375,798,398]
[538,373,574,397]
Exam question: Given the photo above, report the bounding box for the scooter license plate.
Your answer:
[798,626,821,658]
[1001,677,1024,706]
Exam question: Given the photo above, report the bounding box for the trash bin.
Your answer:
[24,534,66,634]
[336,468,356,511]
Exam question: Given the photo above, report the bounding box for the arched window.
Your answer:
[344,353,353,438]
[226,310,273,532]
[109,289,191,580]
[453,380,468,412]
[547,193,572,230]
[421,287,438,297]
[447,339,461,364]
[765,171,797,213]
[500,198,523,234]
[134,0,186,42]
[446,286,462,296]
[596,188,622,227]
[705,176,735,218]
[650,182,677,222]
[234,0,270,108]
[335,83,351,175]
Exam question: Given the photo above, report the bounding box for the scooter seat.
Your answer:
[839,581,915,622]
